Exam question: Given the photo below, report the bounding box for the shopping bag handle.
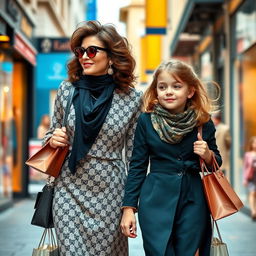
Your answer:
[197,126,220,176]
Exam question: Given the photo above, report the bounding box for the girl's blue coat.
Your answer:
[123,113,222,256]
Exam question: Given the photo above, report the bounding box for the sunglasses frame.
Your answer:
[73,46,108,59]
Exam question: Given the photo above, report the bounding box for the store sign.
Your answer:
[37,38,71,53]
[36,53,71,89]
[5,0,34,40]
[14,33,37,65]
[6,0,20,23]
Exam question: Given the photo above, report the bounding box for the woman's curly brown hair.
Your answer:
[67,20,136,91]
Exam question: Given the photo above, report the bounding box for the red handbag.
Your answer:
[198,126,244,220]
[26,86,75,178]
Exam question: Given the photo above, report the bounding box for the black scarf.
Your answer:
[69,74,116,173]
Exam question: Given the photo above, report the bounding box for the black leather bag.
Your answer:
[31,184,54,228]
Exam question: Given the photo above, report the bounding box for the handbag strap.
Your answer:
[62,85,75,127]
[199,126,225,242]
[197,126,219,176]
[197,126,208,176]
[212,219,223,242]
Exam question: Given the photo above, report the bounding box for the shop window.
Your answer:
[236,0,256,54]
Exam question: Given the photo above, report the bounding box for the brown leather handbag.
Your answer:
[198,126,244,220]
[26,86,75,178]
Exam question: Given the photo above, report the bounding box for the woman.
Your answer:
[243,136,256,221]
[120,59,222,256]
[43,21,142,255]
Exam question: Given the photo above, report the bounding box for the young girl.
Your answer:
[243,136,256,221]
[120,59,222,256]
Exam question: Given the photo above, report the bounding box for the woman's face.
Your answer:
[78,36,110,76]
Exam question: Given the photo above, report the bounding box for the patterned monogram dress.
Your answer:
[44,81,142,256]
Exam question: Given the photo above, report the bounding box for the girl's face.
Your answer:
[156,70,194,114]
[79,36,111,76]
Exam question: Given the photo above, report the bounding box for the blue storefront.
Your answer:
[35,38,72,136]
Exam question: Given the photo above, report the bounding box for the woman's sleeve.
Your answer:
[124,91,143,167]
[205,120,222,167]
[122,114,149,209]
[42,81,66,145]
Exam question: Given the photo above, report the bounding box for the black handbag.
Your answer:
[31,183,54,228]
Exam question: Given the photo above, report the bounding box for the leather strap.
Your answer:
[198,125,202,138]
[62,85,75,127]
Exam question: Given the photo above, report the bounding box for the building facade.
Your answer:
[168,0,256,212]
[120,0,256,212]
[0,0,37,209]
[0,0,86,210]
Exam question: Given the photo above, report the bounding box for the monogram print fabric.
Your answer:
[44,81,142,256]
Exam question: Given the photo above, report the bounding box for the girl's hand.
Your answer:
[193,132,213,164]
[120,208,137,238]
[49,127,69,148]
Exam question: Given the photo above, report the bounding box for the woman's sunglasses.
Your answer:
[73,46,108,59]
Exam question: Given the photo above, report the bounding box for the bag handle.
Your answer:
[197,126,209,176]
[212,218,223,242]
[197,126,219,176]
[62,85,75,127]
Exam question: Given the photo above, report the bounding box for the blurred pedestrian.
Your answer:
[120,59,222,256]
[212,111,231,180]
[243,136,256,221]
[37,114,50,139]
[43,20,142,256]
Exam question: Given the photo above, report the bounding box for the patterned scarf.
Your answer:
[151,104,197,144]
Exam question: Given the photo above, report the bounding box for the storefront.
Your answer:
[231,0,256,209]
[169,0,255,213]
[0,0,36,206]
[0,49,13,210]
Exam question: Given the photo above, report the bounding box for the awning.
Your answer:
[170,0,224,56]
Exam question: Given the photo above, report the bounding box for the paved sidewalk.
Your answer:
[0,198,255,256]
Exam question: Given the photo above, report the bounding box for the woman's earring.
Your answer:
[108,64,114,75]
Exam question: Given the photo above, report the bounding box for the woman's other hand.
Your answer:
[49,127,69,148]
[120,208,137,238]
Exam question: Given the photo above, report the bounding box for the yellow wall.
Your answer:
[242,46,256,150]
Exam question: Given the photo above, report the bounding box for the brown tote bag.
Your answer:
[26,86,75,178]
[198,126,244,220]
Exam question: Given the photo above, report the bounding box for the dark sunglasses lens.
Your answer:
[74,47,85,58]
[86,47,97,58]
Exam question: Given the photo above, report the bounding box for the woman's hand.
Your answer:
[120,208,137,238]
[49,127,69,148]
[194,132,213,164]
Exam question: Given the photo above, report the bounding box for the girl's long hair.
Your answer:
[143,59,220,126]
[67,20,136,92]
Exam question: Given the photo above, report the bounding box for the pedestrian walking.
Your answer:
[37,114,50,139]
[243,136,256,221]
[212,111,231,181]
[43,20,142,256]
[120,59,222,256]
